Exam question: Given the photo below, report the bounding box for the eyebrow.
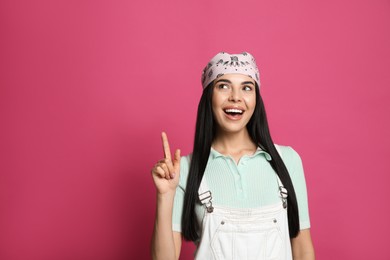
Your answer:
[241,81,255,86]
[215,79,255,85]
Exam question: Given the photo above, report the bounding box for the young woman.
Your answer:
[151,52,315,260]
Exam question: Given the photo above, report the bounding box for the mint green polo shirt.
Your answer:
[172,145,311,233]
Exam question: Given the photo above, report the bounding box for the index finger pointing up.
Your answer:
[161,132,171,159]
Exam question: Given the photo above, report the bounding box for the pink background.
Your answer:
[1,0,390,259]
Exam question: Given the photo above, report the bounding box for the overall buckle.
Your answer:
[199,191,214,213]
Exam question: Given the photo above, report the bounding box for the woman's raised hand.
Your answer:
[151,132,181,195]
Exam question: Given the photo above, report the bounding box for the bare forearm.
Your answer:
[293,252,315,260]
[151,192,177,260]
[291,229,315,260]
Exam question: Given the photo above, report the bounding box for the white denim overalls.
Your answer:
[194,145,292,260]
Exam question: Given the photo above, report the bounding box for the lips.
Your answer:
[223,107,245,120]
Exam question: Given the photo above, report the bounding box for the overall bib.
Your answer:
[194,146,292,260]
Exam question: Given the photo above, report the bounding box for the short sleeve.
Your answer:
[172,155,191,232]
[280,146,311,230]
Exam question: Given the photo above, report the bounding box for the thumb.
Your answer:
[173,149,181,173]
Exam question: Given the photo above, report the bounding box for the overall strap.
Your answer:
[198,174,214,213]
[274,144,288,208]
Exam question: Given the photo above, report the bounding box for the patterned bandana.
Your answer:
[201,52,260,89]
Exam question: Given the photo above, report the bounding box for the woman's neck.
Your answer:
[212,128,257,156]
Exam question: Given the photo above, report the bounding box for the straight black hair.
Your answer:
[181,82,300,241]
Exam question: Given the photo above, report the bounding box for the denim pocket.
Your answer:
[210,218,283,260]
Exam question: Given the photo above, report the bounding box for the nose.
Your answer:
[228,87,242,102]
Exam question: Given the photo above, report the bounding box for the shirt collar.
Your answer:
[210,147,272,161]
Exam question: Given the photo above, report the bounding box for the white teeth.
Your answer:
[224,108,243,114]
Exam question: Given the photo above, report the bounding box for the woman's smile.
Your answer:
[222,106,245,120]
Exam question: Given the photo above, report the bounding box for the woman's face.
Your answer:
[211,73,257,135]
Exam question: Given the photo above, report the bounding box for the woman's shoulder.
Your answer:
[274,144,303,164]
[274,144,306,181]
[177,153,192,186]
[180,153,192,167]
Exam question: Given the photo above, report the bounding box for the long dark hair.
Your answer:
[181,82,300,241]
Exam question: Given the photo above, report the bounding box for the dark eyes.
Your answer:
[218,84,229,89]
[217,84,253,91]
[243,86,253,91]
